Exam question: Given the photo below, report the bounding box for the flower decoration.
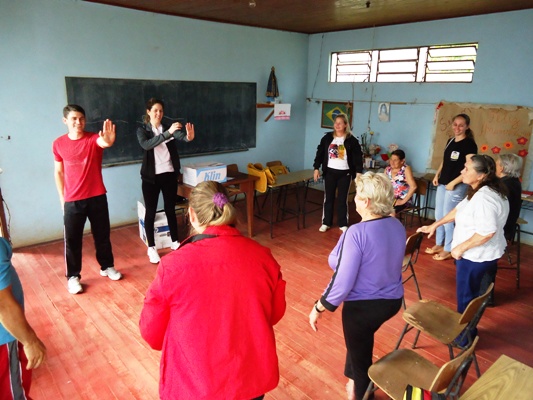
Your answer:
[380,143,399,161]
[517,137,528,145]
[504,141,513,149]
[491,146,501,154]
[480,144,489,152]
[360,130,375,156]
[368,143,381,155]
[518,149,529,158]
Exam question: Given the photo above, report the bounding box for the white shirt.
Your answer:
[327,136,349,171]
[152,125,174,175]
[451,186,509,262]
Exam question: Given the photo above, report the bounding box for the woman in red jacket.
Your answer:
[140,181,286,400]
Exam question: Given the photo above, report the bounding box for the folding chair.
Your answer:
[226,164,243,205]
[402,232,423,309]
[363,337,478,400]
[501,218,526,289]
[246,163,269,215]
[395,284,493,377]
[397,177,425,227]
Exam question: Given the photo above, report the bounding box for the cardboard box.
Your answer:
[137,201,172,249]
[182,162,227,186]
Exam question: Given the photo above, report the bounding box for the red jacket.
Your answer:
[140,225,286,400]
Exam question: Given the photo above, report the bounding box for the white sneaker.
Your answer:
[319,224,330,232]
[170,241,180,251]
[67,276,83,294]
[340,226,348,233]
[147,246,161,264]
[100,267,123,281]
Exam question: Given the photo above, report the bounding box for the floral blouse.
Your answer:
[385,164,412,205]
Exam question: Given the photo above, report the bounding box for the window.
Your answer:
[330,43,478,83]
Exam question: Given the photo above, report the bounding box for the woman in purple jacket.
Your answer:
[309,172,405,400]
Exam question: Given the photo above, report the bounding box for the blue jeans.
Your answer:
[435,183,468,252]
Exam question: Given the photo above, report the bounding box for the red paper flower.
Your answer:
[491,146,501,154]
[381,154,389,161]
[503,141,513,149]
[518,149,529,157]
[480,144,489,152]
[517,137,528,145]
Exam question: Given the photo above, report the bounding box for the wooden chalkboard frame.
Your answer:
[65,77,257,167]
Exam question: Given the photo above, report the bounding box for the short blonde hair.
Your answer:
[355,172,394,216]
[189,181,237,228]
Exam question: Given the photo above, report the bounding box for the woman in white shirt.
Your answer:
[418,154,508,312]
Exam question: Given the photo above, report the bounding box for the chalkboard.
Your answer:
[65,77,257,167]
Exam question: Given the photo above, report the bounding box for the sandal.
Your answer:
[433,252,452,261]
[425,245,443,255]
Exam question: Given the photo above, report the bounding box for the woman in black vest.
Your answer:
[137,98,195,264]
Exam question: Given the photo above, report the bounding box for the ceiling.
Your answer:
[85,0,533,34]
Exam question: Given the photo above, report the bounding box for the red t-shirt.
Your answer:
[53,132,106,202]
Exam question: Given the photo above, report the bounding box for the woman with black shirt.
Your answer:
[427,113,477,261]
[313,114,363,233]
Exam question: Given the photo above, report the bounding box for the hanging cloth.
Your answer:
[265,66,279,99]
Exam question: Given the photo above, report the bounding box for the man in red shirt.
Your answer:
[53,105,122,294]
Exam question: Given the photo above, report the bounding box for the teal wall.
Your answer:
[0,0,308,247]
[303,10,533,242]
[1,0,532,246]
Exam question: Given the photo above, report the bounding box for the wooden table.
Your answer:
[460,354,533,399]
[178,172,258,237]
[265,169,315,238]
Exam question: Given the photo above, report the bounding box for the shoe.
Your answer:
[147,246,161,264]
[100,267,123,281]
[67,276,83,294]
[170,241,180,251]
[340,226,348,233]
[319,224,330,232]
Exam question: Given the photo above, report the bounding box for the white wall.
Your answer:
[0,0,308,247]
[304,10,533,242]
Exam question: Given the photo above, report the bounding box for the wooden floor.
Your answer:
[12,189,533,399]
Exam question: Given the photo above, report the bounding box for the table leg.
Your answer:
[243,182,255,238]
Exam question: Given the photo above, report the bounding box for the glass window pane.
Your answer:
[425,73,473,82]
[379,61,417,73]
[429,46,477,57]
[427,61,475,71]
[380,48,418,61]
[338,52,372,63]
[338,64,370,73]
[377,73,416,82]
[337,74,369,82]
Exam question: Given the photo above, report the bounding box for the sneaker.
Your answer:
[147,246,161,264]
[67,276,83,294]
[170,241,180,251]
[100,267,123,281]
[340,226,348,233]
[319,224,330,232]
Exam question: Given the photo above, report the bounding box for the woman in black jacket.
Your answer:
[137,98,195,264]
[313,113,363,233]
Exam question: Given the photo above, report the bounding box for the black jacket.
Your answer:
[136,123,187,184]
[313,132,363,179]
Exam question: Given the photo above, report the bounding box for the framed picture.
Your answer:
[321,101,353,129]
